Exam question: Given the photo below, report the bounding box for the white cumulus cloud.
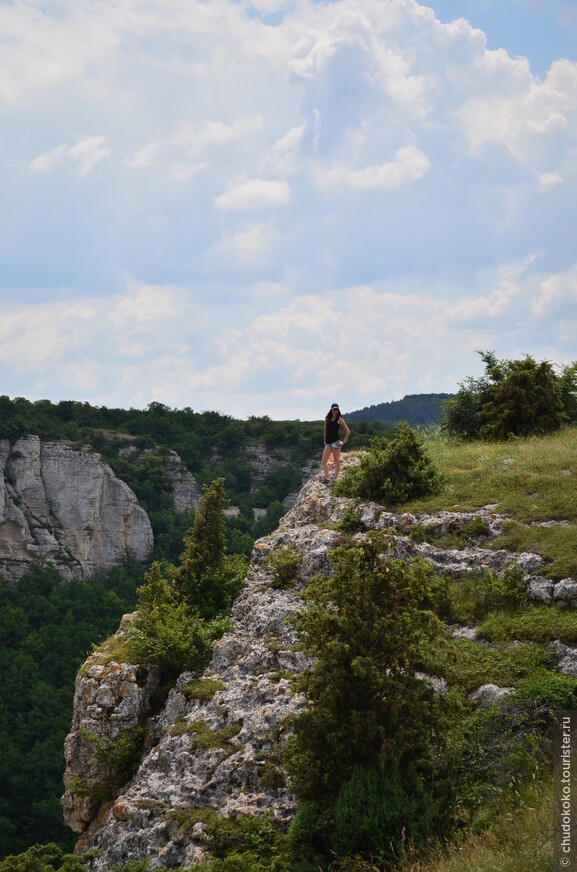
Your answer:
[532,264,577,318]
[214,177,291,210]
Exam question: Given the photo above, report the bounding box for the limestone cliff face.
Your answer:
[0,436,153,581]
[62,625,162,835]
[165,450,203,512]
[61,465,568,870]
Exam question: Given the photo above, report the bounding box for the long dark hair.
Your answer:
[325,407,341,423]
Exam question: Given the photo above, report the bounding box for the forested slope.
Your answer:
[0,560,145,856]
[346,392,453,424]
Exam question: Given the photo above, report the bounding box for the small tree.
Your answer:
[175,478,228,583]
[558,361,577,424]
[330,764,439,864]
[171,478,246,618]
[125,562,221,678]
[126,479,247,675]
[481,356,565,439]
[0,844,100,872]
[289,535,448,801]
[287,534,451,865]
[443,351,572,440]
[335,421,442,504]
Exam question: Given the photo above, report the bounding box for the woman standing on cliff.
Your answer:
[322,403,350,482]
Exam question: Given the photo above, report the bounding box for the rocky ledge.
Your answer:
[62,467,572,868]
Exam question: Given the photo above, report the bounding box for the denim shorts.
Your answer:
[325,441,341,449]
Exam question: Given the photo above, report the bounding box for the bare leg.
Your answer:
[333,447,342,480]
[321,446,332,478]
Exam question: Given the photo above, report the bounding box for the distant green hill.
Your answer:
[346,393,454,425]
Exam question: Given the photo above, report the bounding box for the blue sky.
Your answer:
[1,0,576,419]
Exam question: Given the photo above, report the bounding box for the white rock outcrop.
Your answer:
[64,524,327,868]
[62,654,162,834]
[62,466,567,868]
[0,436,153,581]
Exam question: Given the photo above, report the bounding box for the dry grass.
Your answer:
[399,780,553,872]
[404,427,577,577]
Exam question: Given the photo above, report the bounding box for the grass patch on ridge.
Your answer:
[478,602,577,645]
[407,427,577,521]
[402,427,577,577]
[424,636,555,694]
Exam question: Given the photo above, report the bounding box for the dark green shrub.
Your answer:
[110,862,161,872]
[203,811,282,861]
[125,595,225,679]
[255,751,286,790]
[558,361,577,423]
[482,356,565,439]
[331,764,439,863]
[89,727,148,788]
[336,504,364,534]
[335,422,442,505]
[447,567,526,623]
[442,350,573,440]
[286,802,329,869]
[123,479,246,679]
[325,858,378,871]
[0,844,63,872]
[265,547,302,589]
[0,845,101,872]
[203,854,292,872]
[288,534,449,802]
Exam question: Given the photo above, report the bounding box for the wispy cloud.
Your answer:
[318,145,431,190]
[1,258,575,418]
[214,177,291,210]
[30,137,111,176]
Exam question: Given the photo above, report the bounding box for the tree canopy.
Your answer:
[0,561,144,858]
[287,535,451,866]
[0,394,394,559]
[442,351,577,440]
[123,479,247,678]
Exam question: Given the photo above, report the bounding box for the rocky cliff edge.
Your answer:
[61,462,574,869]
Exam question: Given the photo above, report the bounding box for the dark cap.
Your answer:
[331,403,340,410]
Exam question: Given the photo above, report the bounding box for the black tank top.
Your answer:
[325,418,340,443]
